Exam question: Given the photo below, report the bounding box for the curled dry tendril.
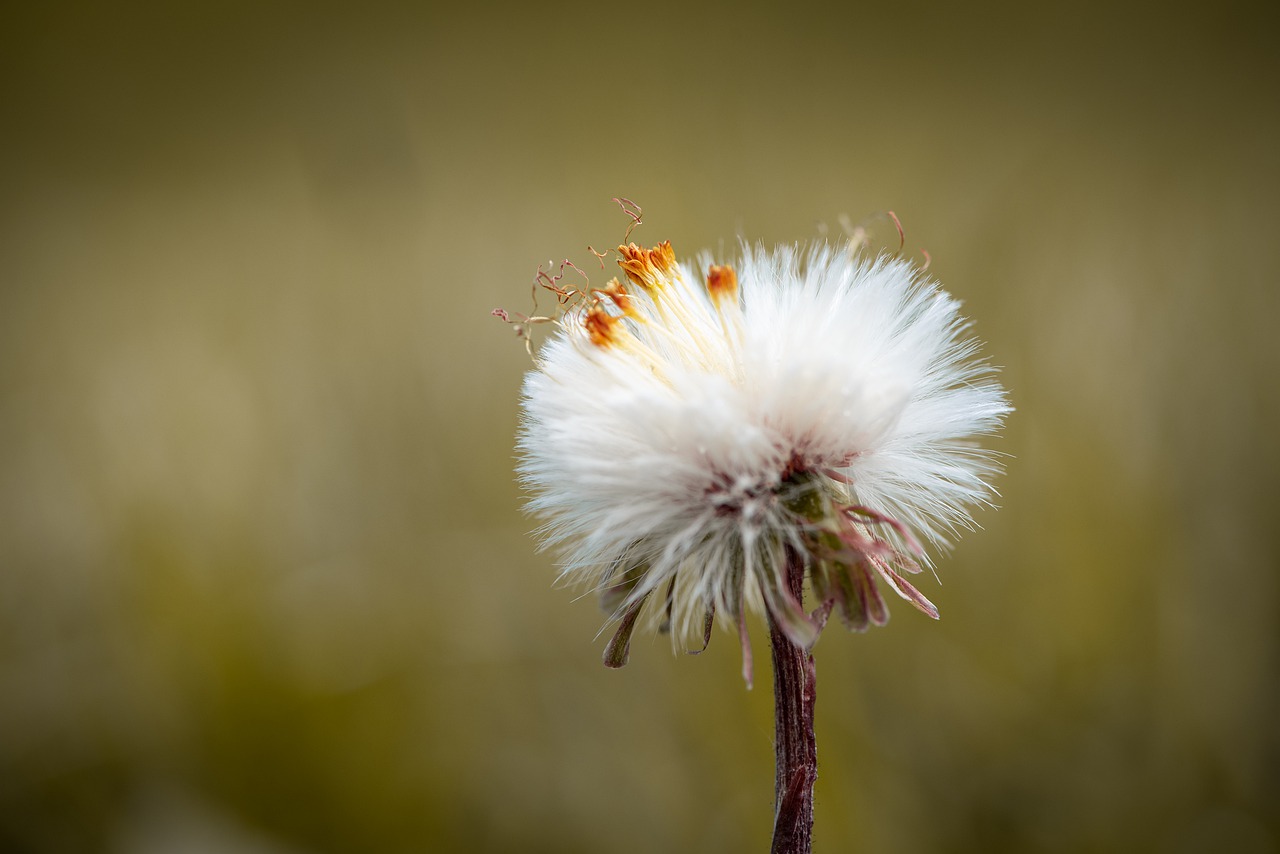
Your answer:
[494,199,647,359]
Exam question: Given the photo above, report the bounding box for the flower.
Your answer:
[510,229,1009,673]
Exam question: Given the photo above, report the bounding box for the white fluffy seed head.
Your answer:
[514,236,1009,656]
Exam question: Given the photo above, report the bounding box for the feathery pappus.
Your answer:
[498,210,1009,683]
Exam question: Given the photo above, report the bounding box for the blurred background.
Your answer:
[2,1,1277,851]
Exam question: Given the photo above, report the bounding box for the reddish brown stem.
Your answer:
[770,549,817,854]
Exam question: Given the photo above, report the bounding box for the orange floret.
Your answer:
[618,241,676,289]
[706,264,738,303]
[584,304,621,347]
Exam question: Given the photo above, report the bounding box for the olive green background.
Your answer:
[2,1,1276,852]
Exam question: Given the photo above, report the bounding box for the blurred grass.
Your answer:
[1,1,1277,852]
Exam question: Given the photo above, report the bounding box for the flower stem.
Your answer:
[769,548,817,854]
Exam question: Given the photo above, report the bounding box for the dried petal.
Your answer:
[845,504,925,556]
[875,560,941,620]
[855,561,890,627]
[686,603,715,655]
[739,611,754,690]
[603,594,649,669]
[658,575,677,634]
[830,562,870,632]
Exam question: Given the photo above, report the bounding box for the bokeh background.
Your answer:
[2,1,1277,851]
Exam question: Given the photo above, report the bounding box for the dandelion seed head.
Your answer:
[510,219,1010,661]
